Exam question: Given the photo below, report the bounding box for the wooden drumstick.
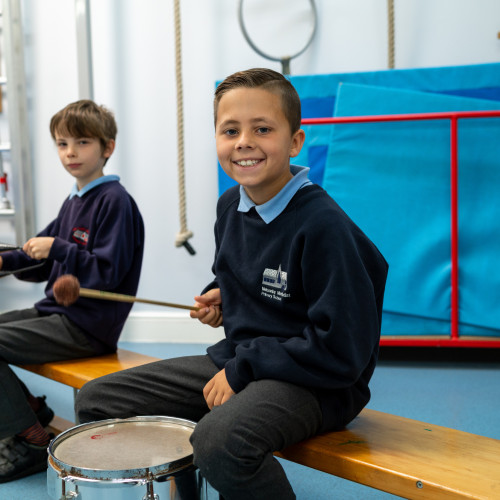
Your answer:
[78,287,199,311]
[53,274,199,311]
[0,243,22,252]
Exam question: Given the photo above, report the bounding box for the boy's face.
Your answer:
[55,134,115,190]
[215,87,305,205]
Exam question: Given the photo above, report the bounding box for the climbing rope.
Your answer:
[173,0,195,255]
[387,0,395,69]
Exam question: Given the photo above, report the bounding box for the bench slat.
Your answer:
[276,408,500,499]
[20,349,160,389]
[46,415,75,436]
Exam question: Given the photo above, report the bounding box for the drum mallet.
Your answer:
[53,274,199,311]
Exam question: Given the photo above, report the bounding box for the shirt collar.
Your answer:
[69,175,120,199]
[238,165,312,224]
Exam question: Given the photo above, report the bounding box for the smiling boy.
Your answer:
[215,84,304,204]
[75,70,388,499]
[0,100,144,483]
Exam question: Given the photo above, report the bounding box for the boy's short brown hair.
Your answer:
[50,100,117,151]
[214,68,302,134]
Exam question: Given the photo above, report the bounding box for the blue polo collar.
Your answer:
[69,175,120,199]
[238,165,312,224]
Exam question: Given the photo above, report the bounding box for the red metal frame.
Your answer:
[302,110,500,347]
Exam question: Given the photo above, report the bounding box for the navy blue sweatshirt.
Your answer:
[1,180,144,353]
[206,184,388,432]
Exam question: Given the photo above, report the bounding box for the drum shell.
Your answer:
[47,416,207,500]
[47,462,206,500]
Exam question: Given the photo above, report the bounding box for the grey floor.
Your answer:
[2,342,500,499]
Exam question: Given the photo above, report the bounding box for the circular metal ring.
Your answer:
[238,0,318,74]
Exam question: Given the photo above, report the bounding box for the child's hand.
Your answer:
[190,288,223,328]
[23,237,55,260]
[203,368,235,409]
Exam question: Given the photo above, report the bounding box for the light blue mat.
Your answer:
[322,83,500,336]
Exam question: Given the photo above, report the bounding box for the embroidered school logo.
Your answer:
[261,265,291,302]
[262,264,288,290]
[72,227,89,245]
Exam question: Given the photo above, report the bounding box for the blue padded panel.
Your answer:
[218,162,237,194]
[290,63,500,105]
[322,83,500,335]
[301,97,335,118]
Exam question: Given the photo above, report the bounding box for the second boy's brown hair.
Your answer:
[50,100,117,151]
[214,68,302,134]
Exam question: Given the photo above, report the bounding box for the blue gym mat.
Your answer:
[323,83,500,336]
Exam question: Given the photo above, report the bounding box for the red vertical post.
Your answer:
[450,117,459,339]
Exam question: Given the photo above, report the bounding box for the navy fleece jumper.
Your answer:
[206,184,388,432]
[1,180,144,353]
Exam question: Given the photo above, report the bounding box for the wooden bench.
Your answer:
[276,408,500,499]
[20,348,157,391]
[18,350,500,499]
[19,348,160,425]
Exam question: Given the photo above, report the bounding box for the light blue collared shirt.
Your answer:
[237,165,313,224]
[69,175,120,199]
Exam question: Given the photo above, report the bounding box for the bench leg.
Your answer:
[73,388,80,425]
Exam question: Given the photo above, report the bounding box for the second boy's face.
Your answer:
[215,87,305,205]
[55,135,114,190]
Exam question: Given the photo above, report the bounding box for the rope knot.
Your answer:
[175,230,194,247]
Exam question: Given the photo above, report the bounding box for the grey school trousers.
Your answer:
[0,308,97,438]
[75,354,323,500]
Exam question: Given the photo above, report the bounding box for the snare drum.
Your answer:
[47,416,206,500]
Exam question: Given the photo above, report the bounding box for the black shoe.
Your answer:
[0,436,49,483]
[0,438,8,454]
[0,396,53,454]
[35,396,54,428]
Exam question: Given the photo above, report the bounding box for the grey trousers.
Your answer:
[75,355,323,500]
[0,308,97,438]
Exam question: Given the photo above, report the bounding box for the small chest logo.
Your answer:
[262,264,287,290]
[261,264,291,302]
[72,227,89,245]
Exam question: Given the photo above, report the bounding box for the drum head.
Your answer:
[48,416,196,480]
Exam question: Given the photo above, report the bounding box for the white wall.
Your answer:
[1,0,499,341]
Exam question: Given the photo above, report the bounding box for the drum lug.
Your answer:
[60,479,81,500]
[61,491,81,500]
[142,475,159,500]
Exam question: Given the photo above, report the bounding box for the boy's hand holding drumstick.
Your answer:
[190,288,223,328]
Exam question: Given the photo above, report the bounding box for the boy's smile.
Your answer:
[55,135,114,190]
[216,87,305,205]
